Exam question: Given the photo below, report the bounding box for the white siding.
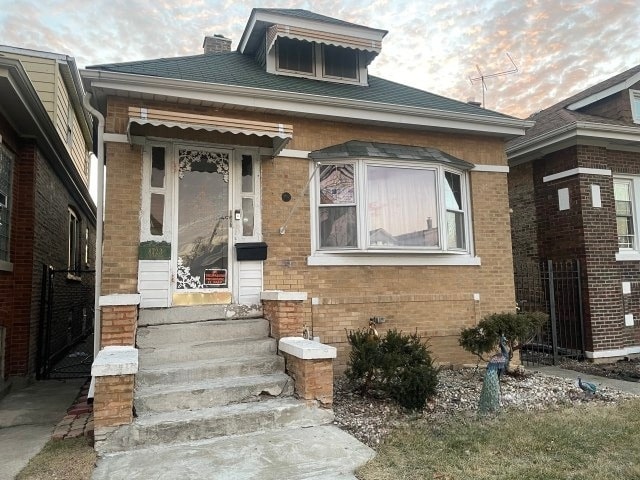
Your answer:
[238,261,263,304]
[138,260,171,308]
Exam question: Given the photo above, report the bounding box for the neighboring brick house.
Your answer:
[507,64,640,362]
[82,8,530,370]
[0,46,96,387]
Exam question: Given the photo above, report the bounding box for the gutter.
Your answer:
[81,69,533,136]
[82,93,105,375]
[507,121,640,162]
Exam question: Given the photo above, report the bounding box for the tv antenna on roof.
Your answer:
[469,53,518,108]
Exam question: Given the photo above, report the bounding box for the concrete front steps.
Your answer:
[95,312,372,480]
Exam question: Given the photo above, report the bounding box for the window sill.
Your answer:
[66,273,82,282]
[616,251,640,262]
[0,260,13,272]
[307,253,481,266]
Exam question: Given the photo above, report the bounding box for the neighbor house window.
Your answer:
[316,161,468,252]
[277,37,314,74]
[631,90,640,124]
[0,145,13,264]
[615,178,636,249]
[68,208,81,272]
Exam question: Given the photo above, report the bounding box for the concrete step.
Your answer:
[136,355,285,386]
[136,318,269,348]
[97,397,335,454]
[93,425,375,480]
[138,305,262,327]
[138,337,277,367]
[134,373,294,414]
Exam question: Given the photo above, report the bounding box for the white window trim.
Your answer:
[308,158,476,266]
[630,90,640,124]
[67,207,82,279]
[141,143,173,243]
[269,39,368,86]
[614,175,640,260]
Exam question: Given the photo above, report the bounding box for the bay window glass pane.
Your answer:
[614,181,634,248]
[320,164,354,204]
[242,197,254,236]
[445,172,465,249]
[367,166,438,247]
[319,206,357,247]
[150,193,164,236]
[151,147,165,188]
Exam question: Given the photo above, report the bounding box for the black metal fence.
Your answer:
[514,259,585,366]
[37,265,95,379]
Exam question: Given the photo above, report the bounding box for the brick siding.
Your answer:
[102,97,517,368]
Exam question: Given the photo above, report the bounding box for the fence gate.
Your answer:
[37,265,95,379]
[514,259,585,366]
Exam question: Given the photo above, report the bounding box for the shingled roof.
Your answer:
[508,64,640,150]
[87,51,514,120]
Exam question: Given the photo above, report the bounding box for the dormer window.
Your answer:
[271,37,362,84]
[277,37,313,74]
[323,45,358,80]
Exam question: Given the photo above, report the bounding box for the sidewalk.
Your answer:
[0,378,87,480]
[535,365,640,395]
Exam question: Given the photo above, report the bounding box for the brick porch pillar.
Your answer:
[279,337,337,406]
[261,291,308,341]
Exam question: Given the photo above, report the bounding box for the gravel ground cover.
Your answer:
[333,366,639,448]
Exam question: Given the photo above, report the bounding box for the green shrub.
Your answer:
[458,311,548,363]
[345,328,439,410]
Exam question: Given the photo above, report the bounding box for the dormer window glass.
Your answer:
[323,45,358,80]
[277,37,314,74]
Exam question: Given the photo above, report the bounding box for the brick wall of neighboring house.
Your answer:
[509,162,540,262]
[102,97,517,368]
[580,80,640,124]
[514,144,640,355]
[0,115,95,379]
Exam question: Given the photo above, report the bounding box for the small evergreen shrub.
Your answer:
[345,328,439,410]
[458,311,548,364]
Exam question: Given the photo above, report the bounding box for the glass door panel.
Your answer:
[176,149,230,289]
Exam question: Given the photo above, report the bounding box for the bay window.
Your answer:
[315,159,470,254]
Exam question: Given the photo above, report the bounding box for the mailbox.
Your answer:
[235,242,268,261]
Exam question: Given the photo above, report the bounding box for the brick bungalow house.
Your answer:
[81,9,531,459]
[0,46,96,391]
[507,64,640,362]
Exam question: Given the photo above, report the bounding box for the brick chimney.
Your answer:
[203,34,232,54]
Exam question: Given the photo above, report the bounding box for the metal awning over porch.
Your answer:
[127,107,293,155]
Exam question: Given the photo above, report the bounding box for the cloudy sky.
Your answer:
[0,0,637,118]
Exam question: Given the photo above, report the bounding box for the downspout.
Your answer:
[82,93,104,376]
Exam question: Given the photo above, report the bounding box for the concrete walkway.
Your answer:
[0,378,85,480]
[93,424,374,480]
[535,366,640,395]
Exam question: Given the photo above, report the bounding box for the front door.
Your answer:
[170,146,262,305]
[175,147,232,297]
